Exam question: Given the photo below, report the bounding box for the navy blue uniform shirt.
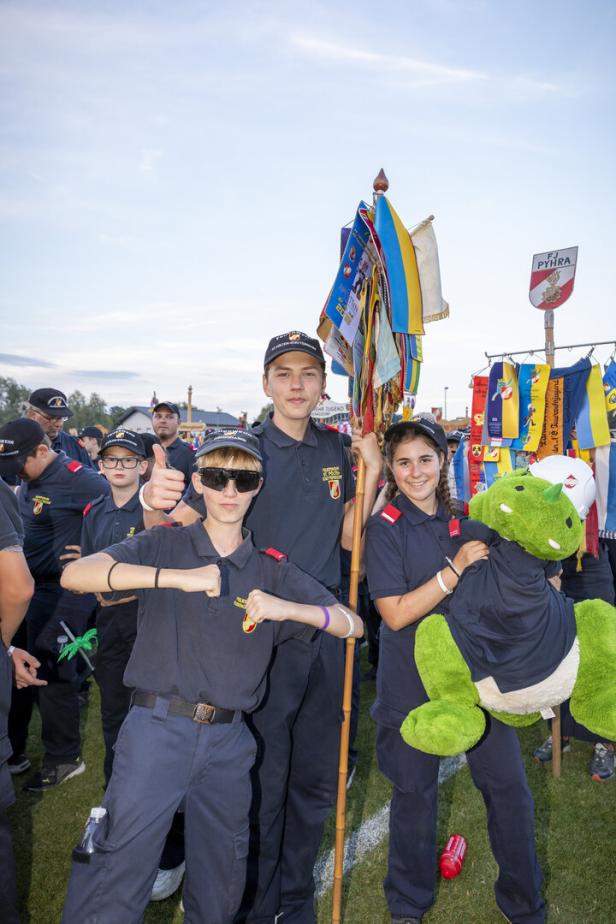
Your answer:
[81,488,144,558]
[446,519,576,693]
[365,493,455,724]
[183,415,355,590]
[0,479,24,780]
[165,437,195,487]
[53,429,95,468]
[103,521,336,710]
[19,452,110,582]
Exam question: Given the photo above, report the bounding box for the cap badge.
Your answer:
[288,332,301,341]
[48,396,65,408]
[115,430,125,439]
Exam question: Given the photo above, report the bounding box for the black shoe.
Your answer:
[23,758,86,792]
[8,753,31,775]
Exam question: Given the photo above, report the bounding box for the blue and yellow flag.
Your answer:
[511,363,550,452]
[374,196,424,335]
[603,359,616,432]
[575,363,611,448]
[486,362,519,440]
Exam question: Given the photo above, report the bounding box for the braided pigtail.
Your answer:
[384,464,399,503]
[437,461,456,518]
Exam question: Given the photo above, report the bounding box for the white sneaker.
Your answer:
[150,862,186,901]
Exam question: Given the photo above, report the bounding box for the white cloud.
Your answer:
[292,35,486,87]
[138,148,163,178]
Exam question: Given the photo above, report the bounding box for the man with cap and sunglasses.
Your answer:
[141,331,383,924]
[151,400,195,488]
[60,426,363,924]
[0,418,110,791]
[26,388,93,468]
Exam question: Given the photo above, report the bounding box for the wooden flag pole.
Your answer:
[331,168,389,924]
[544,308,563,778]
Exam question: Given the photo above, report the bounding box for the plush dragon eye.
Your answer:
[515,485,525,492]
[565,516,573,528]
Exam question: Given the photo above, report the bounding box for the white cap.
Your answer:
[528,455,596,520]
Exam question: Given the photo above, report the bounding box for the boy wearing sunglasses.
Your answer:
[60,427,363,924]
[140,332,383,924]
[79,428,148,785]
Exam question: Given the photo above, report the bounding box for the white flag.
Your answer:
[410,219,449,323]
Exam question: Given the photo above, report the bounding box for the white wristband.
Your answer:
[336,606,355,639]
[7,645,15,658]
[139,483,156,513]
[436,570,453,595]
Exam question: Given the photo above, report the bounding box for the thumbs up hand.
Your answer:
[142,444,186,510]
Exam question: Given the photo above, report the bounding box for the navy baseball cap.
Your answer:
[0,418,46,477]
[152,401,180,417]
[100,428,145,457]
[29,388,73,418]
[446,430,463,444]
[384,415,449,457]
[140,432,162,458]
[196,428,262,463]
[264,331,325,369]
[79,426,103,440]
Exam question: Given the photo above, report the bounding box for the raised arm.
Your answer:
[245,590,363,639]
[61,552,221,596]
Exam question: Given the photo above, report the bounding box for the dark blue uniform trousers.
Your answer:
[62,700,256,924]
[376,700,544,924]
[241,632,344,924]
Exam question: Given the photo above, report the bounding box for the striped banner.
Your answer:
[595,441,616,538]
[374,196,424,335]
[575,364,611,449]
[510,363,550,451]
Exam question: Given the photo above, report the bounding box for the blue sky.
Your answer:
[1,0,614,419]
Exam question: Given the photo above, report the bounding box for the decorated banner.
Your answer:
[529,246,578,310]
[603,359,616,434]
[374,196,424,335]
[453,437,470,506]
[486,361,519,440]
[510,363,550,452]
[550,357,591,448]
[469,375,488,496]
[536,378,564,459]
[483,448,514,488]
[575,364,611,449]
[595,441,616,538]
[323,202,372,345]
[409,218,449,324]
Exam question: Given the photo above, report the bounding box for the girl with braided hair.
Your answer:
[365,416,546,924]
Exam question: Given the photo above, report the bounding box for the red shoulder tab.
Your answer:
[83,502,92,517]
[324,424,338,432]
[66,460,83,473]
[263,547,287,562]
[380,504,402,524]
[449,519,461,537]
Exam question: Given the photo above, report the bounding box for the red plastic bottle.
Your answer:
[439,834,467,879]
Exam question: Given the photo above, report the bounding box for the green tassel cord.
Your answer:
[57,628,97,662]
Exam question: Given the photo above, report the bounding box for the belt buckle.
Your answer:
[193,702,216,724]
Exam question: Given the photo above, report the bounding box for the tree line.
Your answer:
[0,377,128,431]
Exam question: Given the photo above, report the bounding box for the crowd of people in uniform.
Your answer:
[0,330,614,924]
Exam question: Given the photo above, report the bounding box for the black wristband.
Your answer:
[445,556,461,578]
[154,567,161,589]
[107,560,121,591]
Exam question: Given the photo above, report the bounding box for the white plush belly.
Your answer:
[474,636,579,715]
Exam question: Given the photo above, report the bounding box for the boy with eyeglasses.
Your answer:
[60,427,362,924]
[80,428,148,784]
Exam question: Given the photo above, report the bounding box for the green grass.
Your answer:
[10,653,616,923]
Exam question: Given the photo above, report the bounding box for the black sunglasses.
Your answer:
[199,467,261,493]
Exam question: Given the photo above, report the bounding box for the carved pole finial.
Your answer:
[373,168,389,195]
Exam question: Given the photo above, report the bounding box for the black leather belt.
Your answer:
[132,691,236,725]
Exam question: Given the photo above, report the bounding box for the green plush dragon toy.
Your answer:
[401,456,616,757]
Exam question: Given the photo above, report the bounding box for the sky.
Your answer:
[1,0,615,421]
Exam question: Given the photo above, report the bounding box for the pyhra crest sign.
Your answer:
[529,247,578,310]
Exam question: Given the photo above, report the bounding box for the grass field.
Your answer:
[10,652,616,923]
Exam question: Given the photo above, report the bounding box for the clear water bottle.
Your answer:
[72,807,107,863]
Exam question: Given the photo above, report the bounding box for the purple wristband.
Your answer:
[320,606,330,630]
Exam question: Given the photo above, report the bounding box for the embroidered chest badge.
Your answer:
[322,465,342,500]
[32,495,51,516]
